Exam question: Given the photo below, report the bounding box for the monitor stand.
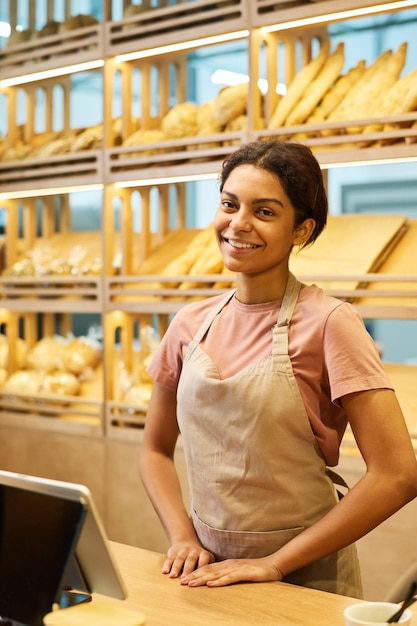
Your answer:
[59,555,92,608]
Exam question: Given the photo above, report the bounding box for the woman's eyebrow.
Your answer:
[221,189,284,207]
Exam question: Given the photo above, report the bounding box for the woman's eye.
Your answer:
[222,200,237,210]
[258,208,274,217]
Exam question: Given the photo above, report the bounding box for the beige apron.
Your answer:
[177,273,363,597]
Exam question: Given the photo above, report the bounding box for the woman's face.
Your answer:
[214,164,309,279]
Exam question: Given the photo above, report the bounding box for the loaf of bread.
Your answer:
[286,42,345,126]
[122,129,166,157]
[58,14,99,32]
[161,102,199,139]
[37,20,61,37]
[306,60,366,126]
[359,67,417,145]
[212,82,249,127]
[324,44,407,135]
[268,40,331,129]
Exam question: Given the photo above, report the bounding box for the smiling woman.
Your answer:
[139,139,417,599]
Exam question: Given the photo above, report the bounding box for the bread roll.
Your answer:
[286,42,345,126]
[58,14,98,32]
[122,129,166,157]
[268,40,331,129]
[37,21,61,37]
[7,29,33,47]
[212,83,249,127]
[161,102,199,139]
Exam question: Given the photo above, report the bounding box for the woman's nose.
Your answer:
[229,209,251,231]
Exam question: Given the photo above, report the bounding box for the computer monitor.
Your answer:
[0,470,126,626]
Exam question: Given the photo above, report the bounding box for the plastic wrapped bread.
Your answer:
[62,336,101,377]
[26,335,69,372]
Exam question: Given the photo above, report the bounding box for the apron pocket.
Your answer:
[192,509,304,561]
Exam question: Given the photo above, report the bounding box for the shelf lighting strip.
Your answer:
[262,0,417,33]
[0,184,103,201]
[114,173,219,188]
[0,60,105,89]
[115,30,250,63]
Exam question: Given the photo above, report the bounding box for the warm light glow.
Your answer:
[115,30,249,63]
[0,184,103,201]
[262,0,417,33]
[115,173,219,188]
[0,60,105,88]
[320,156,417,170]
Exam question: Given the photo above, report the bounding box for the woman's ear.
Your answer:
[293,218,316,247]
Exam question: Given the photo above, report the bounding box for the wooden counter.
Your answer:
[91,542,416,626]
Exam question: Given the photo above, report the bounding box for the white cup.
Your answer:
[344,601,412,626]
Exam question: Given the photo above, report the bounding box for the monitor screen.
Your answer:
[0,482,86,626]
[0,471,126,626]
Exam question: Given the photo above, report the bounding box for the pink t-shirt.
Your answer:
[148,284,392,466]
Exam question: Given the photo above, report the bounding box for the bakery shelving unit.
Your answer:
[0,0,416,559]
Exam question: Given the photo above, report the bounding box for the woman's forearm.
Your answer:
[139,448,198,544]
[271,467,417,577]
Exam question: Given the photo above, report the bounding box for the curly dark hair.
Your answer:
[219,140,328,247]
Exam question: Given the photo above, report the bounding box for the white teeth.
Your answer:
[228,239,257,249]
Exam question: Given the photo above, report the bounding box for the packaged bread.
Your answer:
[26,335,69,372]
[0,335,28,370]
[122,382,153,407]
[42,370,80,396]
[212,83,249,127]
[161,102,200,139]
[268,40,330,129]
[285,42,345,126]
[62,336,101,376]
[3,370,44,395]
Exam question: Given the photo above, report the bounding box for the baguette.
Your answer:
[359,67,417,145]
[286,42,345,126]
[307,60,366,126]
[268,40,331,129]
[345,42,407,134]
[324,48,393,133]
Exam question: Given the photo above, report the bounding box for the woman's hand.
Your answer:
[162,542,215,578]
[180,556,283,587]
